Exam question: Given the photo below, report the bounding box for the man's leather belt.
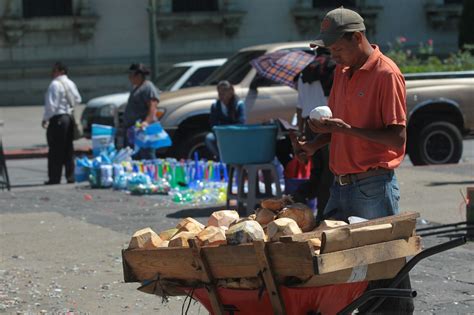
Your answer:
[335,168,392,186]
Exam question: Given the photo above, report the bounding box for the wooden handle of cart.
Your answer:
[188,239,225,315]
[254,240,287,315]
[280,211,419,243]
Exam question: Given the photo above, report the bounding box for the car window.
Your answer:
[154,66,190,91]
[182,66,219,88]
[204,50,266,85]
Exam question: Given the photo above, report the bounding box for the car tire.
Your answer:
[409,121,463,165]
[175,131,214,160]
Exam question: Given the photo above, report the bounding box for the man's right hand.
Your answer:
[299,140,318,157]
[41,120,48,129]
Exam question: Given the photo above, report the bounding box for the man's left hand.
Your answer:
[308,117,351,133]
[321,117,351,130]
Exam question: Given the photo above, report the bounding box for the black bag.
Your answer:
[57,78,83,140]
[70,111,82,140]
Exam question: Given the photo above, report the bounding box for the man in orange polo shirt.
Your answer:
[300,7,413,313]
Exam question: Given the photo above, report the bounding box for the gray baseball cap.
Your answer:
[310,7,366,47]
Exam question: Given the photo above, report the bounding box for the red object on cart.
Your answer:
[187,281,368,315]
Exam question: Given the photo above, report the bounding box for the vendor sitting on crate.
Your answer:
[205,81,246,160]
[298,7,413,314]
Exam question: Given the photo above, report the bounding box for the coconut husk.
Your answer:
[239,277,263,289]
[207,210,239,229]
[128,227,163,249]
[196,226,227,246]
[158,228,179,241]
[261,196,293,212]
[278,203,315,232]
[226,221,265,245]
[308,238,321,250]
[224,279,241,289]
[267,218,302,242]
[219,278,262,289]
[176,217,205,234]
[159,240,169,248]
[229,216,255,228]
[255,208,276,226]
[168,231,196,248]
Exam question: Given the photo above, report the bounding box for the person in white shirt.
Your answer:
[291,48,335,221]
[42,62,82,185]
[295,71,327,136]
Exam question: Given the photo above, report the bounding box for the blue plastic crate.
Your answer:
[214,124,277,164]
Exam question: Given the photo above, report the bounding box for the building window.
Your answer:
[313,0,356,8]
[22,0,73,18]
[172,0,219,12]
[444,0,462,4]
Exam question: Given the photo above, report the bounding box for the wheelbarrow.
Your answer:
[182,237,466,315]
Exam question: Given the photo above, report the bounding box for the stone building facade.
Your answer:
[0,0,463,106]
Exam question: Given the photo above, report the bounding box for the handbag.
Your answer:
[70,111,82,141]
[57,78,83,140]
[134,122,172,149]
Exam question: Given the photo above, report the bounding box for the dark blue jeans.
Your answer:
[323,170,414,314]
[323,170,400,221]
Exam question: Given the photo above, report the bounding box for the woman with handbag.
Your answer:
[42,62,82,185]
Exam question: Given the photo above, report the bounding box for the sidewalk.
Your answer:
[1,105,92,159]
[3,143,91,159]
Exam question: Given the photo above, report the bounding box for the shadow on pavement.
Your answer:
[10,183,45,189]
[166,205,227,218]
[425,180,474,187]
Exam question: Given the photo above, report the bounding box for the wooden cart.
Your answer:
[122,212,422,314]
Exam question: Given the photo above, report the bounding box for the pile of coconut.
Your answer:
[128,196,347,252]
[127,197,350,290]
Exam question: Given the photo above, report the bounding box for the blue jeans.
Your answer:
[323,170,400,221]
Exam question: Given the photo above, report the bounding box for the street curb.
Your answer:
[4,146,91,160]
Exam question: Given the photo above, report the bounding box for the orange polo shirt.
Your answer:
[328,45,407,175]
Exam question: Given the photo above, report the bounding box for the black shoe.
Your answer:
[67,180,75,184]
[44,181,59,185]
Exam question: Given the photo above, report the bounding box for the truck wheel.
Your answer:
[409,121,463,165]
[175,131,214,160]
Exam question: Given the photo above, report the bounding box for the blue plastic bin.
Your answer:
[91,124,116,157]
[214,124,277,164]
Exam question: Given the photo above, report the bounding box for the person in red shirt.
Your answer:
[299,7,413,313]
[302,7,406,221]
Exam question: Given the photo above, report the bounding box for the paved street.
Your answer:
[1,105,473,314]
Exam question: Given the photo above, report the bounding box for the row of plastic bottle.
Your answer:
[75,150,230,204]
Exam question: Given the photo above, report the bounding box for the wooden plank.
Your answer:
[297,258,406,288]
[189,239,224,315]
[123,241,317,282]
[123,247,203,282]
[253,241,286,315]
[321,220,416,254]
[204,242,315,279]
[280,212,419,243]
[314,236,421,275]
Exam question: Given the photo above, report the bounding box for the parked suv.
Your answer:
[118,42,474,165]
[80,58,226,138]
